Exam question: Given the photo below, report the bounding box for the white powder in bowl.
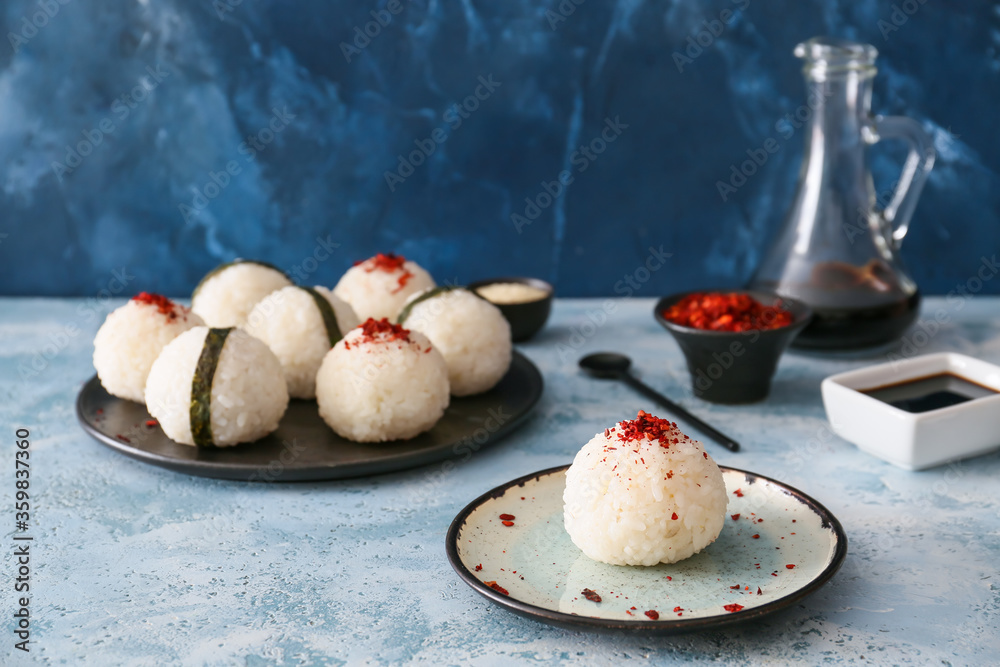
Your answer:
[476,282,549,305]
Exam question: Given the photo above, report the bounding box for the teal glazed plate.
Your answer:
[446,465,847,634]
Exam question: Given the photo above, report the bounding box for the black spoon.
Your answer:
[579,352,741,452]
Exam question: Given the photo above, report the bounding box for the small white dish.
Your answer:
[821,352,1000,470]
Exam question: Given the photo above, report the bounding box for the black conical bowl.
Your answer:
[653,290,813,404]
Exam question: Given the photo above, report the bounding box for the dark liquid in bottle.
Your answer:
[861,372,998,413]
[785,260,921,350]
[792,291,921,350]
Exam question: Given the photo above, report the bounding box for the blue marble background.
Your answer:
[0,0,997,297]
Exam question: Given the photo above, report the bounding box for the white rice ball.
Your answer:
[400,287,512,396]
[191,260,292,327]
[145,326,289,447]
[333,253,435,321]
[93,294,204,403]
[243,285,361,399]
[315,319,449,442]
[563,411,728,566]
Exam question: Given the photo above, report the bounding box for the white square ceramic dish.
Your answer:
[821,352,1000,470]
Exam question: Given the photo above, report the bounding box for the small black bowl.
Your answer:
[653,290,813,404]
[468,277,553,342]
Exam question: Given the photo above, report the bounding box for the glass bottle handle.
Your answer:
[866,115,936,248]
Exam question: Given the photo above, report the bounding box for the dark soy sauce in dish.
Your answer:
[861,373,999,413]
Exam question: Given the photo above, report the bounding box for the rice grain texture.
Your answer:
[563,412,728,566]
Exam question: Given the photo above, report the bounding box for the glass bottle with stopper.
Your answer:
[749,37,935,350]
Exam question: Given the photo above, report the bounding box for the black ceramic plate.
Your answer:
[77,351,542,482]
[446,465,847,634]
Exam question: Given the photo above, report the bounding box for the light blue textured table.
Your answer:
[2,297,998,666]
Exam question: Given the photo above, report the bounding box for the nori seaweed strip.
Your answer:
[396,285,462,324]
[300,286,343,347]
[192,259,290,299]
[190,327,232,447]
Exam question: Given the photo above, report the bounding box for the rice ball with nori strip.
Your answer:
[398,287,512,396]
[333,253,435,321]
[315,318,449,442]
[144,326,289,447]
[191,259,292,327]
[243,285,361,399]
[92,293,204,403]
[563,411,728,566]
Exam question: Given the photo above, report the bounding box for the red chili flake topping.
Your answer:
[671,512,679,521]
[723,603,744,613]
[666,470,673,479]
[733,488,744,497]
[355,318,412,345]
[757,587,763,595]
[132,292,179,320]
[786,564,796,569]
[499,514,515,521]
[484,581,508,595]
[665,576,672,581]
[703,452,708,459]
[731,513,741,521]
[581,588,601,603]
[355,253,414,293]
[145,419,158,427]
[752,534,760,539]
[662,292,793,332]
[644,610,659,620]
[501,521,514,527]
[474,564,482,571]
[673,606,684,612]
[614,410,678,446]
[730,585,740,590]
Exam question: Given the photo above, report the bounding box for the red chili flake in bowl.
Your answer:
[356,318,412,344]
[581,588,601,603]
[499,514,515,521]
[673,606,684,612]
[132,292,180,320]
[731,514,740,521]
[786,564,796,569]
[757,587,763,595]
[145,420,158,427]
[501,521,514,527]
[733,488,744,497]
[729,585,740,590]
[723,603,744,613]
[484,581,508,595]
[615,411,678,446]
[751,534,760,539]
[356,253,414,293]
[661,292,794,332]
[474,564,482,571]
[671,512,679,521]
[644,610,659,620]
